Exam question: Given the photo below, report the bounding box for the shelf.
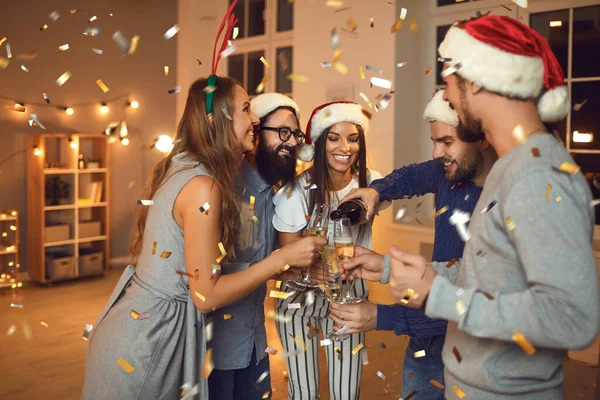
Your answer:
[0,216,18,221]
[44,168,77,175]
[44,239,76,247]
[77,202,108,209]
[79,168,107,173]
[0,248,17,255]
[78,235,108,243]
[44,204,76,211]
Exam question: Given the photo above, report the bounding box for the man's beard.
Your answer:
[456,85,485,143]
[254,134,297,186]
[440,145,482,184]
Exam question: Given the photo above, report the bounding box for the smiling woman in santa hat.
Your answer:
[271,101,386,399]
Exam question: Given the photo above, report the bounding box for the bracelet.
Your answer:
[380,254,391,284]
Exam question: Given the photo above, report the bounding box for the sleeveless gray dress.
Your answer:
[82,153,210,399]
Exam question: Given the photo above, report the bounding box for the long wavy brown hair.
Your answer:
[129,76,243,265]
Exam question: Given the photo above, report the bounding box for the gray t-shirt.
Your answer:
[425,133,599,399]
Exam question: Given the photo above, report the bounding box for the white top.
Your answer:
[272,169,384,249]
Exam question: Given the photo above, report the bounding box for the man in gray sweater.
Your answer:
[343,15,599,399]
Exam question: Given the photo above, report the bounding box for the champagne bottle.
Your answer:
[330,199,368,225]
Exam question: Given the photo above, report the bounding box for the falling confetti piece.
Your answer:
[346,17,358,32]
[279,264,291,273]
[137,200,154,206]
[414,350,426,358]
[424,66,432,75]
[408,18,419,34]
[558,162,580,175]
[92,48,103,55]
[430,379,444,389]
[216,242,227,263]
[440,61,463,78]
[164,24,179,40]
[256,370,269,384]
[394,207,406,220]
[96,79,110,93]
[128,35,140,55]
[262,392,270,399]
[82,324,93,340]
[201,348,214,379]
[370,77,392,89]
[40,321,49,328]
[531,147,541,157]
[223,314,233,320]
[352,343,364,355]
[369,17,374,27]
[0,56,9,70]
[83,27,100,36]
[232,26,239,39]
[58,44,70,52]
[320,339,333,346]
[400,7,408,20]
[112,31,130,53]
[20,65,29,72]
[117,358,135,373]
[161,251,172,258]
[480,200,497,214]
[396,61,408,68]
[511,0,528,8]
[0,37,5,46]
[333,61,348,75]
[573,99,587,111]
[358,65,365,80]
[89,15,98,23]
[195,291,206,302]
[270,290,292,299]
[513,332,536,355]
[137,313,150,320]
[220,45,236,58]
[163,66,169,76]
[377,342,387,350]
[438,57,452,63]
[449,210,472,241]
[546,183,552,203]
[404,391,418,400]
[70,9,83,14]
[434,206,448,218]
[130,310,140,320]
[320,61,332,68]
[287,73,308,82]
[56,71,72,87]
[199,202,210,214]
[400,288,415,305]
[152,242,157,255]
[456,299,466,316]
[453,385,466,399]
[29,114,46,129]
[505,217,516,231]
[359,92,374,109]
[259,56,270,68]
[169,86,181,94]
[265,347,278,355]
[40,24,49,31]
[180,383,199,400]
[391,20,403,33]
[376,370,386,380]
[365,64,382,75]
[7,324,17,335]
[326,0,344,7]
[43,93,50,104]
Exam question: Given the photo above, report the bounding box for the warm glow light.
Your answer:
[66,107,74,116]
[550,20,562,27]
[121,137,130,146]
[1,232,7,237]
[10,225,16,231]
[130,100,139,109]
[33,146,42,156]
[100,103,109,114]
[573,130,593,143]
[69,137,78,149]
[154,135,174,153]
[10,211,16,216]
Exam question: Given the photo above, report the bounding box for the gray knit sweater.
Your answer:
[425,133,600,399]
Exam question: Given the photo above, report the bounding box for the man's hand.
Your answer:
[389,247,437,309]
[339,188,380,220]
[339,246,384,282]
[329,300,377,334]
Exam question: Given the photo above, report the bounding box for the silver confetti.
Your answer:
[320,62,332,68]
[49,11,60,21]
[112,31,130,53]
[89,15,98,23]
[84,27,100,36]
[370,77,392,89]
[43,93,50,104]
[449,209,471,242]
[205,321,213,342]
[320,339,332,346]
[220,45,236,58]
[441,61,463,78]
[92,48,104,55]
[365,64,382,75]
[180,383,199,400]
[480,200,497,214]
[287,303,301,309]
[168,86,181,94]
[164,24,180,40]
[29,114,47,129]
[376,370,386,380]
[20,65,29,72]
[56,71,72,86]
[10,303,23,308]
[375,93,393,111]
[6,42,12,58]
[256,371,269,384]
[396,61,408,68]
[394,207,407,220]
[137,200,154,206]
[82,323,93,340]
[438,57,452,62]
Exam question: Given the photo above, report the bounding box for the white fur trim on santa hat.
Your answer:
[537,86,570,123]
[309,103,370,143]
[439,25,545,100]
[250,93,299,120]
[423,90,458,127]
[296,143,315,162]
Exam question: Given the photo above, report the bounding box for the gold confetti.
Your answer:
[546,184,552,203]
[130,310,140,320]
[201,348,214,379]
[414,350,426,358]
[262,391,270,399]
[287,73,308,82]
[270,290,292,299]
[512,125,526,143]
[56,71,72,87]
[164,66,169,76]
[452,346,462,363]
[128,35,140,55]
[152,242,157,255]
[161,251,172,258]
[275,280,282,289]
[0,56,9,70]
[251,215,259,223]
[424,66,432,75]
[434,206,448,218]
[7,324,16,335]
[332,50,341,64]
[216,242,227,263]
[359,92,374,109]
[0,37,6,46]
[249,195,256,211]
[96,79,110,93]
[430,379,444,389]
[400,288,415,305]
[333,61,348,75]
[346,18,357,32]
[358,65,365,80]
[326,0,344,8]
[232,26,239,39]
[256,75,269,94]
[369,17,374,27]
[195,291,206,302]
[117,358,135,373]
[223,314,233,320]
[531,147,540,157]
[280,264,290,273]
[452,385,466,399]
[58,44,69,52]
[40,321,49,328]
[513,332,536,355]
[408,18,419,35]
[505,217,516,232]
[259,56,270,68]
[40,24,49,31]
[555,196,562,203]
[456,299,466,316]
[391,20,403,33]
[446,258,459,268]
[558,162,580,175]
[352,343,364,355]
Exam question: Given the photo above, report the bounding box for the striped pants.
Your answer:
[275,280,369,400]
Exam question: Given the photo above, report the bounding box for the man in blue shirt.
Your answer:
[329,90,496,399]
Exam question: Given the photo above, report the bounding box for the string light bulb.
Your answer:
[100,102,109,114]
[69,137,78,149]
[33,146,42,156]
[154,135,174,153]
[65,107,74,116]
[120,136,130,146]
[128,100,139,109]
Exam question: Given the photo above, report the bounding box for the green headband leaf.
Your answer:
[206,74,218,115]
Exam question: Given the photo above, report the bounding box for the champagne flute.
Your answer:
[322,244,350,341]
[285,203,329,291]
[334,218,363,304]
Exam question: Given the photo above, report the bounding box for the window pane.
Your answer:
[228,54,244,87]
[276,47,293,94]
[248,50,265,94]
[248,0,265,37]
[530,10,569,78]
[277,0,294,32]
[573,6,600,78]
[571,154,600,225]
[230,0,245,39]
[436,24,451,86]
[570,81,600,151]
[437,0,460,6]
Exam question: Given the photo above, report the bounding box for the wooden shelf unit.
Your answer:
[0,209,20,289]
[27,134,110,284]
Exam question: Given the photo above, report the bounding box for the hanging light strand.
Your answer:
[0,92,139,113]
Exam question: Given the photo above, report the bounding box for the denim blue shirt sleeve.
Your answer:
[370,159,444,202]
[207,159,276,370]
[376,304,447,337]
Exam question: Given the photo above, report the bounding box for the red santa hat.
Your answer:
[438,15,569,122]
[250,93,299,120]
[299,101,371,162]
[423,90,458,127]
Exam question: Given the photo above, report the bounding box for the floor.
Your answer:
[0,267,597,399]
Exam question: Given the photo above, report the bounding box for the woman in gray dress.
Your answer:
[82,76,326,400]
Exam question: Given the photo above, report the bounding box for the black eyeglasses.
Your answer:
[262,126,305,144]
